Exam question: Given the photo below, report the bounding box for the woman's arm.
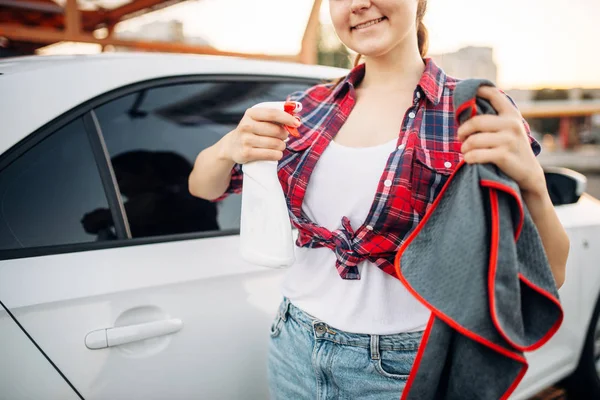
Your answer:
[457,86,569,289]
[189,138,237,201]
[188,107,299,201]
[522,186,569,288]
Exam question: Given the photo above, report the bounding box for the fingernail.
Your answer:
[294,116,301,126]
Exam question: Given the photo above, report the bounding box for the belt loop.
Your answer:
[370,335,381,360]
[280,297,291,322]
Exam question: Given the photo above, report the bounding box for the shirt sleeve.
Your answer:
[502,91,542,157]
[211,163,243,202]
[212,88,311,203]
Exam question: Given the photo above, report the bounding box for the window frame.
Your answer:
[0,74,320,261]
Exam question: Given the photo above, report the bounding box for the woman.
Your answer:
[189,0,570,398]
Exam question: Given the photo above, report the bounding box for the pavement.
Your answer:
[530,386,568,400]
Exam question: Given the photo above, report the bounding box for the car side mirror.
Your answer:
[544,167,587,206]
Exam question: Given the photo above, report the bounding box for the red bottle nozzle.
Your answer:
[283,101,302,137]
[284,101,302,114]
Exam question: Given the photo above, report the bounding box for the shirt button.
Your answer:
[366,225,374,231]
[384,179,393,187]
[397,144,405,151]
[444,161,452,168]
[416,92,421,98]
[408,112,416,119]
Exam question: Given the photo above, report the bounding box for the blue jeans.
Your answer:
[267,298,423,400]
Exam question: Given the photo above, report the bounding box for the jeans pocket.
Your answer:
[269,313,284,338]
[373,349,416,380]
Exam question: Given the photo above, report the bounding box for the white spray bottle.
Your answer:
[240,101,302,268]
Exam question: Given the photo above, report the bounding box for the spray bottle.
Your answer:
[240,101,302,268]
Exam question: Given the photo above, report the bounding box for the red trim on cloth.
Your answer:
[394,162,543,399]
[480,179,524,241]
[485,186,563,353]
[500,365,529,400]
[487,189,518,351]
[394,256,526,362]
[517,273,564,351]
[454,98,477,125]
[400,314,436,400]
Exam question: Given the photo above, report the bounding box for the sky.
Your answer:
[46,0,600,89]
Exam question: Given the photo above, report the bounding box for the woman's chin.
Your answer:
[351,46,392,59]
[345,38,394,59]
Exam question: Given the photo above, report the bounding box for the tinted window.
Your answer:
[0,118,112,250]
[94,80,313,238]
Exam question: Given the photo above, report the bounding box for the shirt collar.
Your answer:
[334,57,447,106]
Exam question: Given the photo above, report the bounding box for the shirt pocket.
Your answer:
[410,146,462,217]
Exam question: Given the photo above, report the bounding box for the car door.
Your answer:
[0,76,315,400]
[513,235,584,398]
[1,295,82,400]
[511,176,590,399]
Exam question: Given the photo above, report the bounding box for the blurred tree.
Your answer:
[317,23,352,69]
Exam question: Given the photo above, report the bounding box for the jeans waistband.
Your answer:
[277,298,424,351]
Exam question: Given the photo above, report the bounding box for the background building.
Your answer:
[116,20,211,49]
[430,46,498,84]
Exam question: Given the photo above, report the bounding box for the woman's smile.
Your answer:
[352,16,387,31]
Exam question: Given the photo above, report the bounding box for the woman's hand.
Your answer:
[457,86,570,288]
[456,86,544,195]
[218,106,301,164]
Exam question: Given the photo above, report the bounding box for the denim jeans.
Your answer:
[267,298,423,400]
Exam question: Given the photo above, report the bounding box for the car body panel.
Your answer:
[513,195,600,398]
[0,53,346,155]
[0,54,599,399]
[1,312,81,400]
[0,235,286,399]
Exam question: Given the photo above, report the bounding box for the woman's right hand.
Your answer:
[219,106,301,164]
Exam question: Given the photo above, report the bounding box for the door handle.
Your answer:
[85,318,183,350]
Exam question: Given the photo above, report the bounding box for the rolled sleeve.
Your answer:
[211,163,243,202]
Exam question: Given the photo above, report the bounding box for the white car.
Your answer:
[0,53,599,400]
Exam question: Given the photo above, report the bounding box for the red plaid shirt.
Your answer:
[221,58,540,280]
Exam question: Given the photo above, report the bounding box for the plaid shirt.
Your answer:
[221,58,540,280]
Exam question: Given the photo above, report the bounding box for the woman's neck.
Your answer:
[359,43,425,93]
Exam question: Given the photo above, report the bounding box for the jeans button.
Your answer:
[315,325,326,334]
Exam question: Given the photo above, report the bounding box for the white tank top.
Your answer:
[281,138,431,334]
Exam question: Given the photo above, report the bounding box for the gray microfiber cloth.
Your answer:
[394,79,564,400]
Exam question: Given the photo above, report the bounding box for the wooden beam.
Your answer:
[0,0,63,14]
[0,23,299,62]
[65,0,80,36]
[519,101,600,118]
[102,23,116,52]
[87,0,186,27]
[108,0,182,17]
[299,0,322,64]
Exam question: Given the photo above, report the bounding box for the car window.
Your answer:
[0,118,113,250]
[94,80,314,239]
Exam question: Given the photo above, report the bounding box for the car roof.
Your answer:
[0,52,347,155]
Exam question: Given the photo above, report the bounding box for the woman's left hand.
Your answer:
[457,86,545,195]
